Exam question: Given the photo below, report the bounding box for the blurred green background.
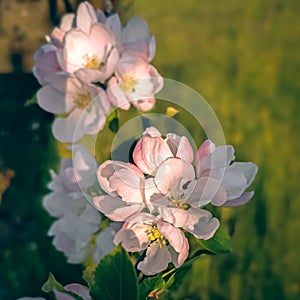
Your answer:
[0,0,300,299]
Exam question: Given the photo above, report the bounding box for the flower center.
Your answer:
[168,190,189,210]
[120,74,137,93]
[74,93,92,110]
[168,198,189,210]
[84,54,104,70]
[147,225,167,248]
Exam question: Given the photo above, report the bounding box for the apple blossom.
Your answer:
[56,22,119,83]
[107,53,163,111]
[48,208,100,263]
[120,17,156,62]
[195,139,258,207]
[43,146,101,263]
[133,127,257,208]
[114,213,189,275]
[37,72,110,143]
[33,44,62,86]
[93,222,122,263]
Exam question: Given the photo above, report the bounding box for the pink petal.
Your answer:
[182,208,220,240]
[137,243,172,275]
[105,14,122,46]
[59,13,75,31]
[37,85,70,114]
[199,145,235,176]
[131,97,155,112]
[166,134,194,163]
[52,109,84,143]
[93,195,141,221]
[143,178,165,210]
[158,207,189,228]
[72,144,98,189]
[33,45,61,85]
[226,162,258,186]
[107,77,131,110]
[222,170,248,200]
[64,284,91,300]
[188,177,227,207]
[97,161,144,203]
[114,223,149,252]
[76,2,97,34]
[195,140,216,176]
[223,191,254,207]
[157,221,189,268]
[122,17,150,44]
[109,167,144,204]
[133,131,173,175]
[148,36,156,62]
[50,28,66,48]
[154,158,195,195]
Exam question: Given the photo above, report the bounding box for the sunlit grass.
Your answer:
[135,1,300,299]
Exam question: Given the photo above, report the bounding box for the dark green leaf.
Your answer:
[139,274,164,300]
[197,227,233,254]
[164,266,192,291]
[90,245,138,300]
[108,117,119,133]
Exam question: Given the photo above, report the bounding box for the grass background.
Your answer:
[133,1,300,299]
[0,0,299,299]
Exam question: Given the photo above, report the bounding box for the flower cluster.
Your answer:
[94,127,258,275]
[35,1,163,143]
[43,144,118,264]
[27,2,259,298]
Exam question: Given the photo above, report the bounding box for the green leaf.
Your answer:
[42,273,64,293]
[42,273,84,300]
[164,266,192,291]
[139,274,164,300]
[197,227,233,254]
[24,94,37,106]
[90,245,139,300]
[108,117,119,133]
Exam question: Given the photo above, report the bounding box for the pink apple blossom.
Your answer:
[56,22,119,83]
[43,145,101,263]
[114,213,189,275]
[120,17,156,62]
[33,44,62,85]
[133,127,257,207]
[107,53,163,111]
[37,72,110,143]
[93,222,122,263]
[195,140,258,207]
[94,160,146,221]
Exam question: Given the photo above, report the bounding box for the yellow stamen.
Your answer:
[74,93,92,110]
[146,225,167,247]
[120,74,137,93]
[168,197,189,210]
[84,54,104,70]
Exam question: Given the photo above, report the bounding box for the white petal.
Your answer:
[188,177,227,207]
[93,195,142,221]
[137,243,171,275]
[52,109,84,143]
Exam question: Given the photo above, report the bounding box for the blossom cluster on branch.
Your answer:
[35,1,162,143]
[20,1,258,299]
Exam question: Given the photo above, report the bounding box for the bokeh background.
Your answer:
[0,0,299,299]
